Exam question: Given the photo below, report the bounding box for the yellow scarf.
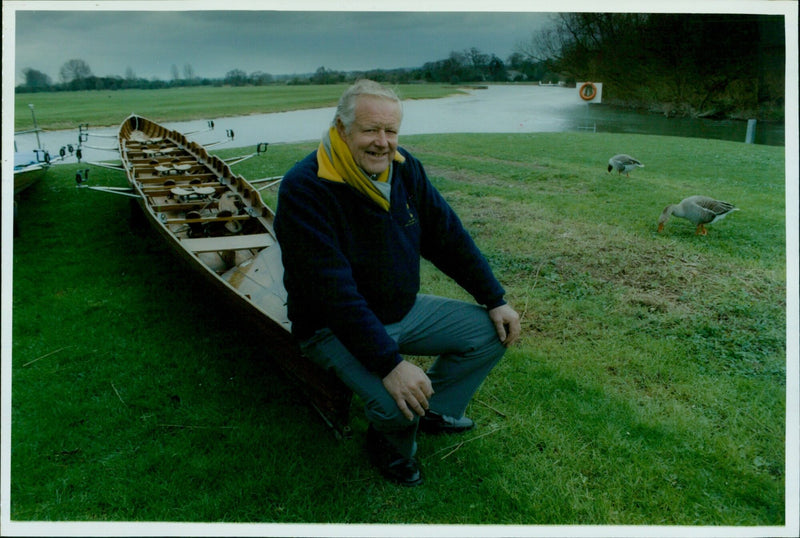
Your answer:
[317,126,405,211]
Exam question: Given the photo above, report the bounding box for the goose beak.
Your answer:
[657,223,664,233]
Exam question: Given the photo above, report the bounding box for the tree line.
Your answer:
[519,13,784,119]
[18,47,552,93]
[17,13,785,119]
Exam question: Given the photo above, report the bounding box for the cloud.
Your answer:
[12,9,552,83]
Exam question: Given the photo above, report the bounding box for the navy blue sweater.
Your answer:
[274,148,506,377]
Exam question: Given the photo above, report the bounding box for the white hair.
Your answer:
[333,79,403,131]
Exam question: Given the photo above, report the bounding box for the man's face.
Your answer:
[337,95,402,176]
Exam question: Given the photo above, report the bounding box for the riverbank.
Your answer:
[14,83,787,133]
[601,95,785,122]
[13,85,784,169]
[13,84,464,132]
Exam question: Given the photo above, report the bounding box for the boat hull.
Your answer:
[118,115,352,437]
[14,150,51,194]
[14,164,49,194]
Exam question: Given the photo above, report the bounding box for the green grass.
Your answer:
[10,131,786,527]
[14,84,464,131]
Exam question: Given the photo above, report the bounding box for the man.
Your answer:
[274,79,520,486]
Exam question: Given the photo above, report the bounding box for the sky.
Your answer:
[9,2,558,85]
[10,0,793,86]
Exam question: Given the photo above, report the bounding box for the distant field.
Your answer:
[14,84,464,131]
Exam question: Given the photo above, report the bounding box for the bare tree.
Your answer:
[224,69,248,86]
[250,71,274,85]
[515,14,564,63]
[59,59,92,83]
[467,47,490,69]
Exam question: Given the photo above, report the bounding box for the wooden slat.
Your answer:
[136,174,217,185]
[150,202,216,213]
[142,183,224,196]
[162,213,252,225]
[179,233,274,252]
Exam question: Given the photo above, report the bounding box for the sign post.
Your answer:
[576,82,602,132]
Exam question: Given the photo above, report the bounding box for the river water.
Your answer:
[15,85,784,165]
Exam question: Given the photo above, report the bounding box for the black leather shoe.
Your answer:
[366,426,423,487]
[419,411,475,434]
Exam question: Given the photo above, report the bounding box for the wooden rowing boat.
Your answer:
[117,114,353,438]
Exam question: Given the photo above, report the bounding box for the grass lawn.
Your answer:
[8,129,789,530]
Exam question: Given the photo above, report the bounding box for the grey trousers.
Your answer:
[299,294,506,458]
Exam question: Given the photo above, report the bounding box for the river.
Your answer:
[14,85,784,165]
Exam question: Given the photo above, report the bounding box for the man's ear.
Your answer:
[335,118,347,139]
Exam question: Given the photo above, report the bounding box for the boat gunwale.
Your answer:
[117,114,287,329]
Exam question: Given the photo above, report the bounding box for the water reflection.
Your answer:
[16,85,784,165]
[581,103,784,146]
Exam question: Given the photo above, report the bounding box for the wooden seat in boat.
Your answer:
[169,186,216,202]
[179,233,274,252]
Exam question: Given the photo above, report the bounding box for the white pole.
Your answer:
[28,104,41,149]
[746,119,757,144]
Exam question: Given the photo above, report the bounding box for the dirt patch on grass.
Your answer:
[425,164,506,187]
[423,160,576,193]
[424,161,782,327]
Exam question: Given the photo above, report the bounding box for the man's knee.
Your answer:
[469,313,508,362]
[364,397,416,431]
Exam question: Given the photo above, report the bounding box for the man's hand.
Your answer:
[489,304,521,347]
[382,360,434,421]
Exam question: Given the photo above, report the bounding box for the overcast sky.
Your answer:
[9,0,793,85]
[10,4,555,84]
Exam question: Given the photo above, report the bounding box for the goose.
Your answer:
[608,154,644,176]
[657,195,739,235]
